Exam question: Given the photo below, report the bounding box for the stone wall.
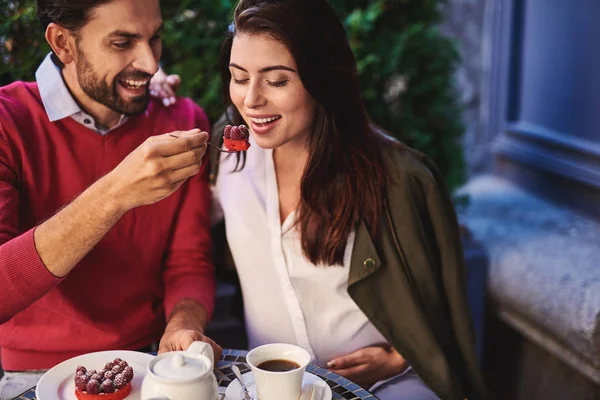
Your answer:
[440,0,493,175]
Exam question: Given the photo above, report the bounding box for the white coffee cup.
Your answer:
[246,343,311,400]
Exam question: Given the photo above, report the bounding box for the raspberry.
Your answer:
[75,380,87,392]
[76,365,87,375]
[111,365,122,374]
[86,379,101,394]
[90,373,102,382]
[113,358,122,364]
[229,126,241,140]
[101,379,115,393]
[114,374,127,389]
[238,125,250,139]
[104,370,115,381]
[75,372,89,384]
[119,361,128,369]
[88,370,97,376]
[104,362,114,370]
[224,125,232,139]
[122,366,134,382]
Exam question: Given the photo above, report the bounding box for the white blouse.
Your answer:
[213,139,389,367]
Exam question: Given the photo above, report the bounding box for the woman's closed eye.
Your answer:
[232,77,289,87]
[232,77,249,85]
[267,80,288,87]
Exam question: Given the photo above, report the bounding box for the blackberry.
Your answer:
[104,370,115,381]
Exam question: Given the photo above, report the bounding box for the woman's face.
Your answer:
[229,33,317,151]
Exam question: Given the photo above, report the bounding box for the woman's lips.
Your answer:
[249,116,281,135]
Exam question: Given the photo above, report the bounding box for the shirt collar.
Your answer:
[35,53,128,134]
[35,53,82,122]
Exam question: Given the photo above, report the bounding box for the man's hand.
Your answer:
[158,327,222,363]
[327,346,409,389]
[150,67,181,107]
[158,299,223,364]
[106,129,207,212]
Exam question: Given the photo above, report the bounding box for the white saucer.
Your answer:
[225,370,332,400]
[36,350,154,400]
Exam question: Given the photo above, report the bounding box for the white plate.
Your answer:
[225,371,332,400]
[36,350,154,400]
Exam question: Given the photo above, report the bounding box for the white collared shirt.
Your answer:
[213,140,389,367]
[35,53,128,134]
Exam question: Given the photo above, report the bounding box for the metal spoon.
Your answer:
[232,364,255,400]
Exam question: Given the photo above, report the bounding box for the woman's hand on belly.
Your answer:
[326,345,409,389]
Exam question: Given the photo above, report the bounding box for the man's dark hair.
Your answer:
[37,0,113,32]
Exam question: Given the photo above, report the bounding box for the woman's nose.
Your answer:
[244,82,266,108]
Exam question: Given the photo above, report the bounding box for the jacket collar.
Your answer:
[349,219,382,286]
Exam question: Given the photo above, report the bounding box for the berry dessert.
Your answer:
[223,124,251,151]
[74,358,134,400]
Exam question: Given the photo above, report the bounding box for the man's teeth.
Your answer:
[122,79,148,88]
[251,116,280,124]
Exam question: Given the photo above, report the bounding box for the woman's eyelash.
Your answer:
[231,78,289,87]
[268,80,288,87]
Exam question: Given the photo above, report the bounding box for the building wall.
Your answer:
[441,0,493,175]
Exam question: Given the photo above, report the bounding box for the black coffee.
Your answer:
[256,359,300,372]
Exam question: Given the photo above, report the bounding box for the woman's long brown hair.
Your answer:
[220,0,389,266]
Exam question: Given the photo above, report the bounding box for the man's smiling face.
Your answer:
[70,0,163,115]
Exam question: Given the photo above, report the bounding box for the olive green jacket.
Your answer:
[208,121,487,400]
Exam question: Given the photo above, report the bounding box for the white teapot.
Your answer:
[141,341,219,400]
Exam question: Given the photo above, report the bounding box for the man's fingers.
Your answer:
[168,163,203,183]
[164,145,206,171]
[156,130,207,157]
[203,336,223,364]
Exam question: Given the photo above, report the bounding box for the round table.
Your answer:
[13,349,379,400]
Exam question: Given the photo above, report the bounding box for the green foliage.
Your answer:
[0,0,49,83]
[0,0,466,189]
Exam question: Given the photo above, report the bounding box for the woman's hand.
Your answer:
[327,346,409,389]
[150,67,181,107]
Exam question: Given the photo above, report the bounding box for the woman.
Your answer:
[154,0,487,398]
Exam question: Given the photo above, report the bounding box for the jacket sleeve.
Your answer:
[161,106,216,319]
[0,122,63,324]
[420,155,488,400]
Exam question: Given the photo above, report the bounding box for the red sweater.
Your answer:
[0,82,215,370]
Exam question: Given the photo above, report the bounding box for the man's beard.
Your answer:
[75,45,151,116]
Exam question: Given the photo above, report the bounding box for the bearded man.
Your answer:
[0,1,221,397]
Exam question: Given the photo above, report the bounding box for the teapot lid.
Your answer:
[151,353,209,380]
